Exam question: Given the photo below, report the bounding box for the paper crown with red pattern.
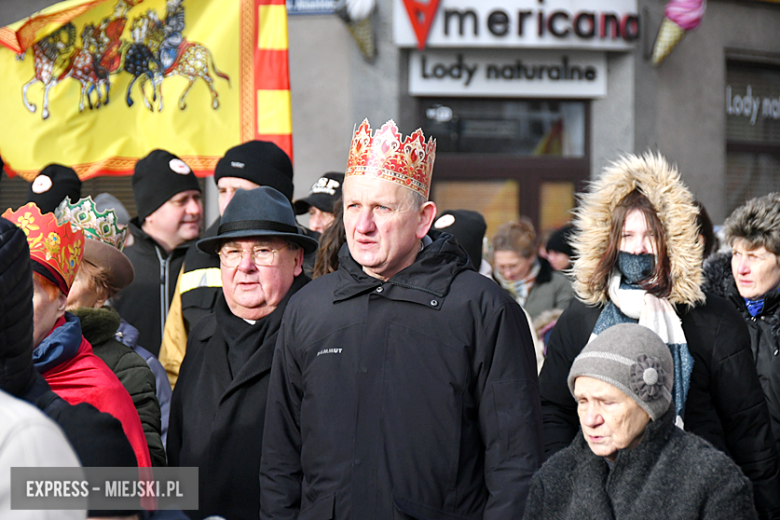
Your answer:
[2,202,84,294]
[345,119,436,199]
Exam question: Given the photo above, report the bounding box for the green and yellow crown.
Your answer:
[55,196,128,251]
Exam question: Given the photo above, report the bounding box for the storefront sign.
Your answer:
[726,64,780,145]
[727,85,780,126]
[395,0,639,50]
[286,0,337,15]
[409,49,607,98]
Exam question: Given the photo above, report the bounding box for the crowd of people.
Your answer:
[1,117,780,520]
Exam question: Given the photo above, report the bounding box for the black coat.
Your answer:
[704,252,780,457]
[112,218,193,356]
[540,295,780,519]
[260,232,544,520]
[167,275,308,520]
[525,409,758,520]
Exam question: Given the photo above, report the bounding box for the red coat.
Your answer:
[41,316,152,467]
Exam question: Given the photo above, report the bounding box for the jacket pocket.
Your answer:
[298,493,335,520]
[393,496,479,520]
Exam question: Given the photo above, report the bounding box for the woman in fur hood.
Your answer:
[539,152,780,519]
[703,193,780,460]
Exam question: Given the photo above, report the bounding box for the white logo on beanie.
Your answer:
[169,159,192,175]
[434,214,456,229]
[231,161,245,169]
[32,175,53,194]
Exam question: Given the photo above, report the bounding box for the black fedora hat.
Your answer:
[197,186,318,255]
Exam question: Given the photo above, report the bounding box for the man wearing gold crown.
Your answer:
[260,120,544,519]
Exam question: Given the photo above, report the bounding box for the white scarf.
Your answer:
[590,271,693,426]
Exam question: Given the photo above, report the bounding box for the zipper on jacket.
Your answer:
[155,246,170,339]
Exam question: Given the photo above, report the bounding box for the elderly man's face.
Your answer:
[342,176,436,281]
[732,239,780,300]
[219,237,303,321]
[574,376,651,461]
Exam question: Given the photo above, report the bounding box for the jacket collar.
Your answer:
[32,313,83,374]
[70,307,121,347]
[333,231,471,304]
[128,217,196,256]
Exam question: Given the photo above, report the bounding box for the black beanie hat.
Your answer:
[26,164,81,214]
[133,149,201,221]
[546,224,575,258]
[433,209,487,269]
[214,141,294,202]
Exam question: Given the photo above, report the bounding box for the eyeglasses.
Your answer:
[218,244,289,268]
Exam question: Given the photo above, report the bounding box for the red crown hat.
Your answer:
[2,202,84,295]
[345,119,436,199]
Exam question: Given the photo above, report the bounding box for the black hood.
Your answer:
[0,217,37,396]
[334,230,472,302]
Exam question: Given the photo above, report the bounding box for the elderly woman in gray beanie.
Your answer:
[525,323,757,520]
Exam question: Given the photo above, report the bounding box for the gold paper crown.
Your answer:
[345,119,436,199]
[3,202,84,293]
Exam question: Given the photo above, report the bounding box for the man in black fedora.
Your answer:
[159,140,298,388]
[167,186,317,520]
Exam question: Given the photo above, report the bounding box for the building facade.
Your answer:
[2,0,779,237]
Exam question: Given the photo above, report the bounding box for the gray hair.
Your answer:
[724,192,780,258]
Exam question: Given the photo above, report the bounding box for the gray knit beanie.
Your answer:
[568,323,673,421]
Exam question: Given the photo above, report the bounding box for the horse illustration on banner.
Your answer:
[124,0,230,111]
[18,0,229,120]
[20,23,77,120]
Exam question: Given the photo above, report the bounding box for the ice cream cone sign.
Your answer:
[336,0,377,60]
[652,0,706,66]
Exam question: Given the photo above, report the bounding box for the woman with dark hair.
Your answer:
[312,198,344,279]
[539,152,780,519]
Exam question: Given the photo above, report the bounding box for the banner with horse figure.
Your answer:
[0,0,291,180]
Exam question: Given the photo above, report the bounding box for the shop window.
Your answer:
[420,97,588,234]
[432,179,519,241]
[726,61,780,216]
[422,99,585,156]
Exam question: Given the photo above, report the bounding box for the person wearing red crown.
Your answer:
[3,203,152,469]
[260,119,544,519]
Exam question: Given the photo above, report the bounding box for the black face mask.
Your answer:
[617,251,655,284]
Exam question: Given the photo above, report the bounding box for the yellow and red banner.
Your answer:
[0,0,292,180]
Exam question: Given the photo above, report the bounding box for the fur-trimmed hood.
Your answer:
[571,152,705,306]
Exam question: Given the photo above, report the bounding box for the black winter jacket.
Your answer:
[260,232,544,520]
[112,218,194,356]
[540,295,780,519]
[168,275,308,520]
[73,306,165,467]
[525,409,758,520]
[705,252,780,457]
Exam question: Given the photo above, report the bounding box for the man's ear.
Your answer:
[293,248,304,277]
[416,201,437,240]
